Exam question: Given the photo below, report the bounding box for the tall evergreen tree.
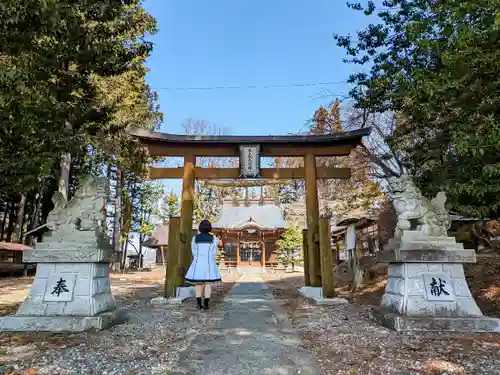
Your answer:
[334,0,500,217]
[0,1,161,245]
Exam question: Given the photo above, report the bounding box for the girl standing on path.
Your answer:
[185,219,222,310]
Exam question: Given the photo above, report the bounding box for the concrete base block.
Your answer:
[150,286,195,306]
[0,312,117,332]
[176,286,195,299]
[369,307,500,333]
[298,286,348,306]
[151,296,185,306]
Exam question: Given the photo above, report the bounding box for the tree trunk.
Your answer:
[13,194,26,243]
[25,192,42,246]
[112,164,123,270]
[68,150,84,200]
[120,233,129,272]
[0,201,9,241]
[103,163,113,225]
[6,201,16,242]
[40,177,58,227]
[139,210,152,269]
[335,241,341,265]
[58,153,72,202]
[138,240,144,269]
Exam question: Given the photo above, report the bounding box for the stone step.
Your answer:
[234,267,267,274]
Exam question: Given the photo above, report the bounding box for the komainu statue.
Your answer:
[387,174,451,240]
[46,175,107,235]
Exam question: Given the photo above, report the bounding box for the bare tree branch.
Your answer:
[343,106,405,180]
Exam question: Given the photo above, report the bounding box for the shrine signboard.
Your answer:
[239,144,261,178]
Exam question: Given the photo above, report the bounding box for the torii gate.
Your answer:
[130,128,371,294]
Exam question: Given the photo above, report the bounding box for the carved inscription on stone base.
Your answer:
[424,273,455,302]
[43,274,76,302]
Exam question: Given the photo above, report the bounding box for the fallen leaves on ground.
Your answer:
[0,271,237,375]
[0,364,39,374]
[265,274,500,375]
[0,332,87,348]
[0,304,20,317]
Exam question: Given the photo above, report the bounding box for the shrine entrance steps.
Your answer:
[172,274,320,374]
[234,266,267,274]
[221,266,287,274]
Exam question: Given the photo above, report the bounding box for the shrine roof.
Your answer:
[129,128,371,146]
[141,224,169,248]
[336,216,378,227]
[212,204,286,230]
[0,242,33,252]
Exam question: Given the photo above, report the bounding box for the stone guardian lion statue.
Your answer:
[387,174,451,240]
[46,175,107,234]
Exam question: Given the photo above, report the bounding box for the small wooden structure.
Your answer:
[212,198,286,269]
[0,242,36,277]
[131,127,371,289]
[332,210,488,257]
[448,211,489,250]
[333,214,379,264]
[141,223,170,265]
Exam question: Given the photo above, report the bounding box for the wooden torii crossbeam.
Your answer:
[148,166,351,180]
[199,179,284,188]
[130,128,371,293]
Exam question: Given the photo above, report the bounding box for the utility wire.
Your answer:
[151,80,348,91]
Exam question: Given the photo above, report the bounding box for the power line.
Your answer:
[151,80,348,91]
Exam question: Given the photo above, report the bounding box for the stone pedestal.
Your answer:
[370,231,500,333]
[0,231,118,332]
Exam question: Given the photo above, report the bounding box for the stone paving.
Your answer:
[172,274,321,374]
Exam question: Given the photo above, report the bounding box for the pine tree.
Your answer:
[276,226,303,272]
[163,191,181,220]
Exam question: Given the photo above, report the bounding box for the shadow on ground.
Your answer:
[169,278,321,375]
[265,272,500,375]
[0,280,235,356]
[266,256,500,317]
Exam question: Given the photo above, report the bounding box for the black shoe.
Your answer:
[196,297,202,309]
[203,298,210,310]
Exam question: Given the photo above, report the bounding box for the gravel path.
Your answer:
[0,273,237,375]
[171,274,321,375]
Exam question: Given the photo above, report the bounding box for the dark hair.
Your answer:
[198,220,212,234]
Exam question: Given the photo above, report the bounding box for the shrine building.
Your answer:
[211,198,286,269]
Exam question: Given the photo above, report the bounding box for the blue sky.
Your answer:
[141,0,375,193]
